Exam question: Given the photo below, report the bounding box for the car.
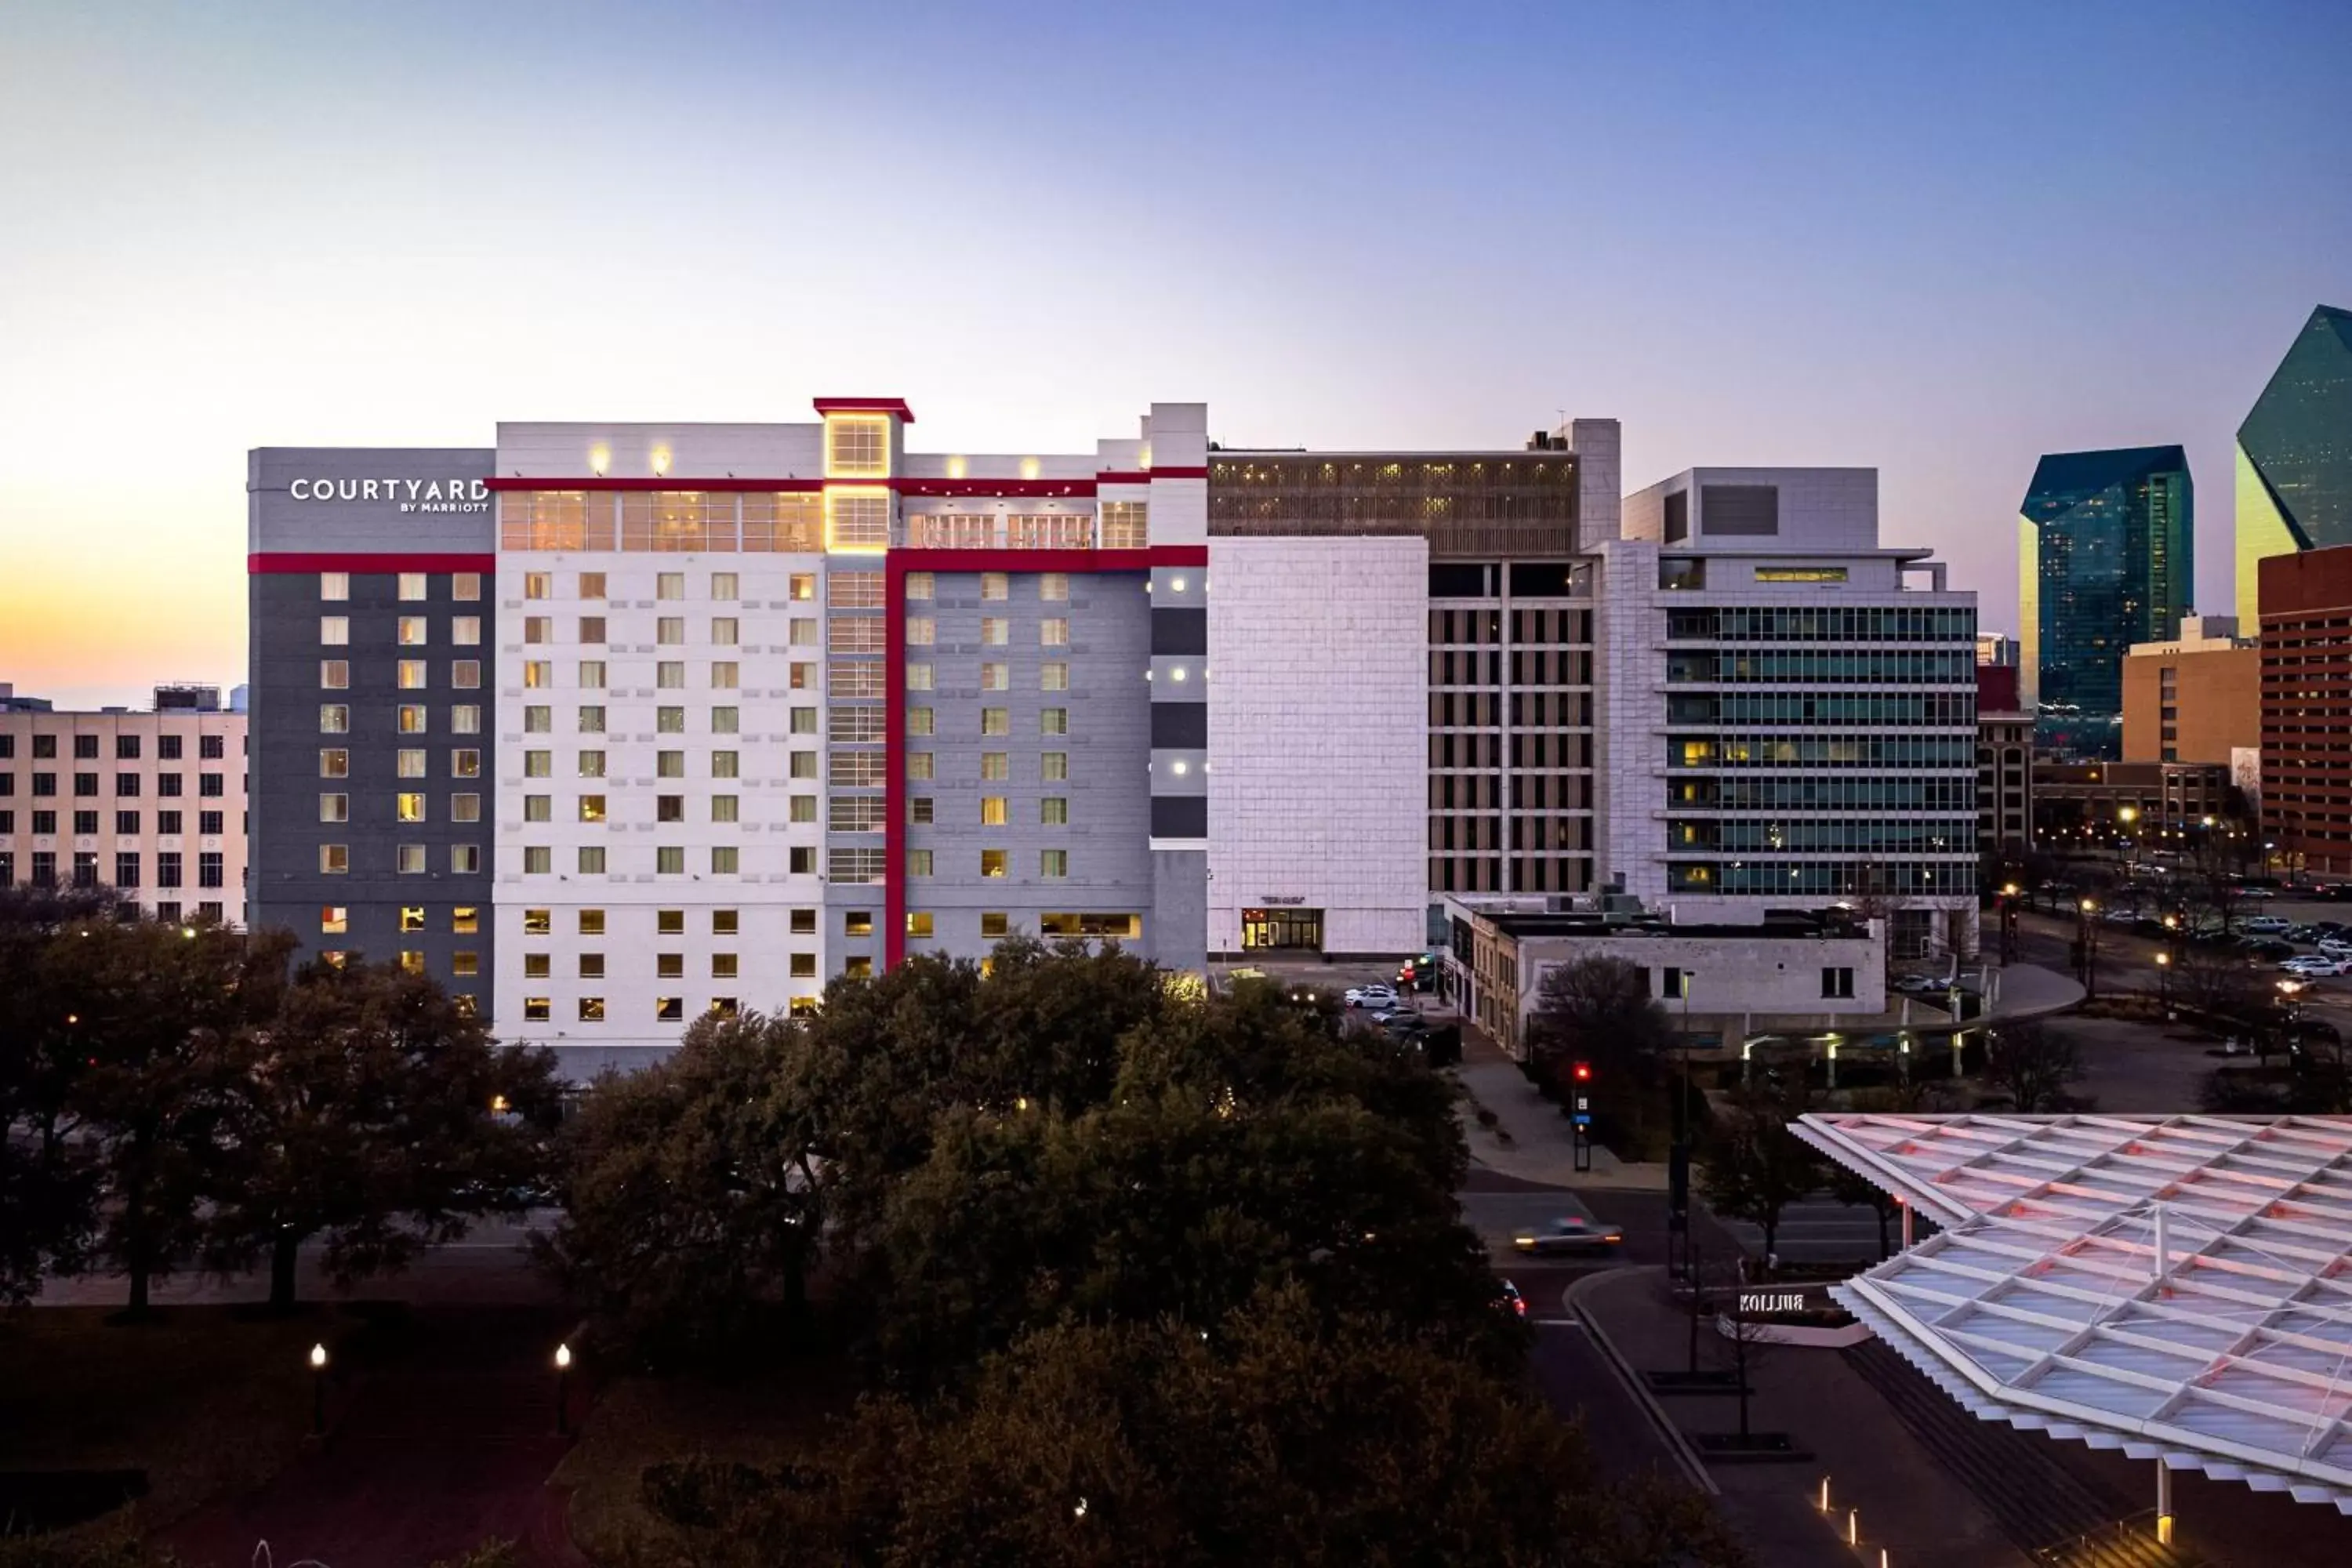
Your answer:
[2241,916,2294,935]
[1344,985,1398,1008]
[1512,1216,1625,1256]
[1498,1279,1527,1318]
[1371,1006,1425,1030]
[2285,958,2350,978]
[2247,939,2300,962]
[1891,974,1948,995]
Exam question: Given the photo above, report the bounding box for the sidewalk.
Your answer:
[1454,1047,1668,1191]
[1982,960,2086,1021]
[1573,1266,2020,1568]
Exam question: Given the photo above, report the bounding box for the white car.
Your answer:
[2284,959,2350,978]
[1344,985,1398,1008]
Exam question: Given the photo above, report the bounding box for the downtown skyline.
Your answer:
[2,0,2349,709]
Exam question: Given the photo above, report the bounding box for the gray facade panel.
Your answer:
[1149,608,1208,656]
[249,448,496,554]
[1150,702,1207,749]
[1149,846,1207,971]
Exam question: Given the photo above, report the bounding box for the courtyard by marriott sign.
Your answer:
[287,477,490,514]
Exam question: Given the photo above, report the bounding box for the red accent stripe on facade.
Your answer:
[484,477,827,493]
[248,553,496,574]
[1144,466,1209,480]
[813,397,916,423]
[896,477,1098,498]
[882,543,1210,968]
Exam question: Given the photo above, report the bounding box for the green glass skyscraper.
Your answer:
[2018,445,2192,758]
[2236,304,2352,623]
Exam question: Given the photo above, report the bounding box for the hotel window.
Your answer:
[450,844,481,873]
[981,912,1010,938]
[829,572,884,609]
[712,706,739,734]
[398,660,427,690]
[844,909,873,936]
[321,572,350,601]
[1822,967,1856,999]
[710,661,739,689]
[114,851,140,887]
[321,906,348,935]
[1100,503,1147,550]
[981,708,1009,735]
[452,748,481,778]
[524,572,552,600]
[581,705,608,733]
[453,572,481,601]
[321,616,350,645]
[320,748,349,778]
[523,909,553,935]
[400,906,427,934]
[397,844,428,874]
[906,662,934,691]
[578,660,606,688]
[789,617,818,646]
[320,705,350,734]
[658,617,685,645]
[524,796,551,822]
[658,661,685,689]
[398,951,426,976]
[577,617,606,644]
[979,849,1007,878]
[657,846,684,874]
[904,571,934,601]
[319,845,348,875]
[1041,619,1069,647]
[908,848,934,876]
[981,662,1009,691]
[452,660,481,689]
[397,749,426,779]
[320,660,350,690]
[789,661,815,690]
[658,707,685,732]
[450,905,481,935]
[906,752,933,781]
[981,617,1008,646]
[401,616,430,646]
[905,616,935,646]
[399,572,427,601]
[452,952,479,978]
[319,793,349,823]
[114,810,139,833]
[709,997,740,1018]
[711,572,739,601]
[1041,708,1069,735]
[1041,797,1068,825]
[827,491,891,549]
[980,796,1007,826]
[711,617,739,645]
[524,750,551,778]
[655,997,683,1022]
[452,793,481,822]
[711,795,739,823]
[981,573,1009,602]
[711,846,739,874]
[452,705,481,735]
[790,908,817,935]
[154,851,182,887]
[578,846,605,874]
[524,998,551,1022]
[711,750,739,779]
[657,909,685,935]
[523,706,551,733]
[578,572,605,599]
[1756,567,1849,584]
[981,752,1009,781]
[908,707,935,736]
[579,795,607,822]
[523,846,552,874]
[575,909,604,935]
[452,616,481,645]
[1040,573,1069,602]
[657,572,685,601]
[826,416,888,477]
[1040,848,1068,878]
[657,750,685,778]
[397,793,427,823]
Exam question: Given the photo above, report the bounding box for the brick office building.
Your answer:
[2259,545,2352,876]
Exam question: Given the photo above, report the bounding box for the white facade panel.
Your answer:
[1207,535,1427,957]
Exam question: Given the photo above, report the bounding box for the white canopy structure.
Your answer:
[1795,1113,2352,1514]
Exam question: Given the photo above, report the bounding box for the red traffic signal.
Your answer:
[1572,1061,1592,1083]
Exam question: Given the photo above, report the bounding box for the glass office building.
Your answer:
[2236,304,2352,623]
[2018,445,2192,758]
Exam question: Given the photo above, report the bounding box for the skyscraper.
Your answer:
[2018,445,2192,758]
[2235,304,2352,624]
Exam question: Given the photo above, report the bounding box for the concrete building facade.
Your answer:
[2121,614,2261,766]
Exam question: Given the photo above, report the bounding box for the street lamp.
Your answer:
[2076,898,2100,1000]
[555,1342,573,1436]
[1999,883,2020,964]
[2154,949,2170,1010]
[309,1342,328,1436]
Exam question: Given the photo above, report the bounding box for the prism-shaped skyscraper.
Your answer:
[2236,304,2352,623]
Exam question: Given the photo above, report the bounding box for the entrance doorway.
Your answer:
[1241,908,1324,951]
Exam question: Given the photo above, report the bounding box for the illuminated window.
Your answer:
[400,616,429,646]
[981,796,1007,826]
[524,796,551,822]
[657,846,684,874]
[320,705,350,734]
[844,909,874,936]
[826,416,889,477]
[981,708,1009,735]
[711,750,738,779]
[906,616,935,646]
[710,661,739,688]
[908,707,935,736]
[399,906,426,933]
[906,912,935,938]
[452,660,481,689]
[579,794,606,823]
[826,491,889,550]
[981,573,1008,602]
[577,618,605,645]
[451,705,480,735]
[981,913,1010,938]
[396,844,427,873]
[1755,567,1849,584]
[842,958,872,980]
[320,906,348,935]
[657,661,685,689]
[981,617,1008,646]
[655,997,682,1022]
[320,616,350,645]
[522,909,552,935]
[524,997,550,1022]
[657,751,684,779]
[907,662,934,691]
[906,752,933,781]
[524,660,553,688]
[452,748,481,778]
[1100,502,1147,550]
[1041,708,1069,735]
[1040,573,1069,602]
[658,572,684,600]
[398,573,426,601]
[710,997,739,1018]
[981,752,1009,781]
[908,848,934,876]
[981,662,1008,691]
[658,617,684,645]
[320,748,349,779]
[320,844,348,874]
[1042,619,1069,647]
[397,661,427,693]
[397,749,426,779]
[395,793,426,822]
[452,616,481,645]
[789,573,815,601]
[711,573,739,601]
[980,849,1007,878]
[451,794,480,822]
[399,951,425,976]
[578,572,605,599]
[321,572,350,601]
[524,572,552,600]
[711,795,739,823]
[904,571,934,601]
[453,573,481,601]
[712,706,739,734]
[790,795,817,822]
[1042,662,1069,691]
[576,909,604,935]
[452,951,478,977]
[452,906,479,934]
[524,750,550,778]
[320,660,350,690]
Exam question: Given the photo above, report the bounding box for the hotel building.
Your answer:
[250,406,1978,1072]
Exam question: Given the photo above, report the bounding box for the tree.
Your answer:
[60,916,297,1316]
[1527,955,1677,1153]
[637,1287,1748,1568]
[2169,941,2261,1025]
[0,883,118,1303]
[1982,1021,2083,1112]
[537,1008,829,1362]
[1697,1083,1822,1270]
[203,956,563,1312]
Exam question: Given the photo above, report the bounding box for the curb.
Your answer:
[1563,1267,1718,1496]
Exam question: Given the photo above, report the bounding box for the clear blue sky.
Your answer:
[2,0,2347,706]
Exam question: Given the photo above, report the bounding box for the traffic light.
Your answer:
[1572,1061,1592,1083]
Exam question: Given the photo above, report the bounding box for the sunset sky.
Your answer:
[2,1,2347,709]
